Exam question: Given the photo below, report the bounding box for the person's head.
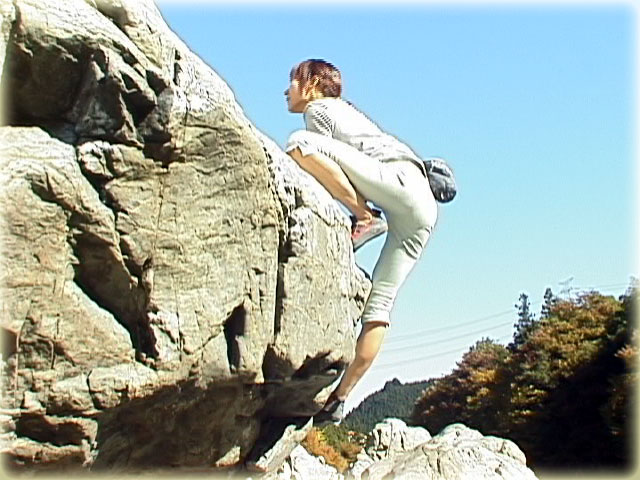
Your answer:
[284,59,342,113]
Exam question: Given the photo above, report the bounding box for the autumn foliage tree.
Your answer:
[412,338,512,436]
[411,286,636,471]
[507,291,629,467]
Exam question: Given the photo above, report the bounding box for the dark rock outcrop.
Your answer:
[0,0,369,471]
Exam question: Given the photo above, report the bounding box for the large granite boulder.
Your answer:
[359,422,538,480]
[253,420,539,480]
[267,445,344,480]
[0,0,369,471]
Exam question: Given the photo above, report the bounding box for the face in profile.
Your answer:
[284,78,309,113]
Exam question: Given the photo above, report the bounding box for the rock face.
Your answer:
[274,445,344,480]
[359,422,538,480]
[0,0,369,471]
[365,417,432,462]
[261,420,539,480]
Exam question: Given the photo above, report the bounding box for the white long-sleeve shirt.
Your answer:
[303,97,425,174]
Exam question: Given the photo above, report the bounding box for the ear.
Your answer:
[303,77,320,98]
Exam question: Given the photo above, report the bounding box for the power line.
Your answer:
[375,334,513,370]
[384,282,631,346]
[572,283,630,293]
[380,283,630,357]
[385,308,516,344]
[382,319,514,354]
[368,282,633,373]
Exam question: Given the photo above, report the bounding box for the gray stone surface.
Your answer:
[348,450,375,480]
[361,422,538,480]
[246,417,313,474]
[0,0,13,83]
[256,445,344,480]
[250,420,538,480]
[365,417,432,462]
[0,0,369,471]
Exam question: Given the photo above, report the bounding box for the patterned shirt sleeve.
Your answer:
[304,101,335,136]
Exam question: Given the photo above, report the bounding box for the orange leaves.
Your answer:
[412,287,636,469]
[614,328,637,369]
[412,339,512,435]
[303,427,349,472]
[338,439,362,464]
[301,426,363,473]
[514,292,624,387]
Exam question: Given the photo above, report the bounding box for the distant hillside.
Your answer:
[343,378,434,433]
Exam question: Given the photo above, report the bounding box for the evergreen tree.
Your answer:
[510,292,536,349]
[540,287,556,319]
[344,379,433,433]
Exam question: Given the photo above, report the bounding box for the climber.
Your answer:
[284,59,438,424]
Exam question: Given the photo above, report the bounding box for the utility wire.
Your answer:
[572,283,631,293]
[384,282,631,346]
[375,334,513,370]
[373,283,631,370]
[368,282,632,373]
[381,319,514,354]
[385,308,516,344]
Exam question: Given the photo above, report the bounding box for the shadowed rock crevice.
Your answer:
[1,11,89,126]
[244,415,312,473]
[271,189,294,342]
[292,352,336,380]
[27,176,155,359]
[70,48,143,148]
[273,263,286,338]
[15,414,96,448]
[261,347,283,382]
[224,304,246,372]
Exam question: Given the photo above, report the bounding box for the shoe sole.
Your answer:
[353,225,388,251]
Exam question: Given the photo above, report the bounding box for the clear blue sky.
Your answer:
[156,1,637,413]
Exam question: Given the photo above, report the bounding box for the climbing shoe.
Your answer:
[351,209,387,251]
[313,398,345,426]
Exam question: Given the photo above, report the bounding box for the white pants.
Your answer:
[286,130,438,325]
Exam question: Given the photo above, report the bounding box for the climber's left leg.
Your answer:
[332,321,388,401]
[287,146,373,222]
[313,321,387,425]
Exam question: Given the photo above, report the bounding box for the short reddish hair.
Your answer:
[290,59,342,98]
